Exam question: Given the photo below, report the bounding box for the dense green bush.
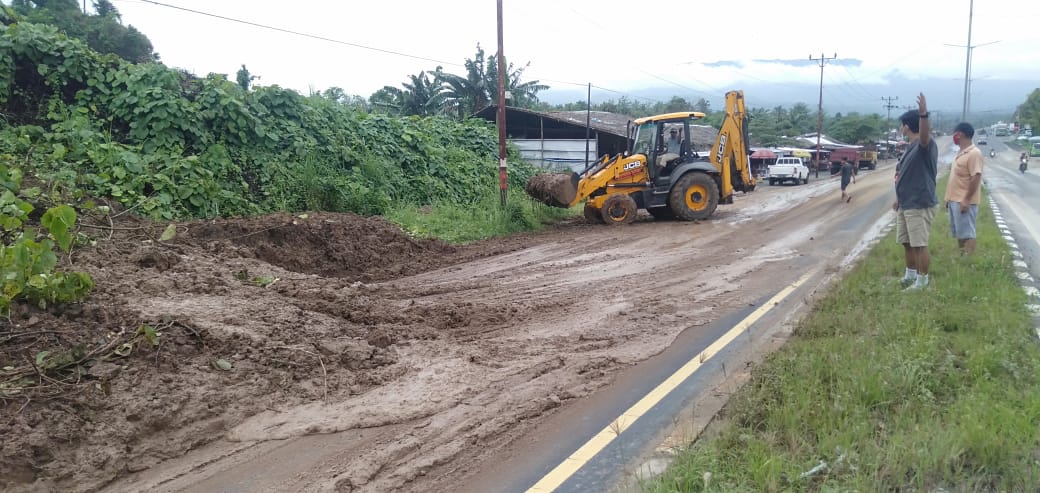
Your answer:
[1,21,542,222]
[0,20,550,312]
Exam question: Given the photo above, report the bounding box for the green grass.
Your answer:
[642,181,1040,492]
[385,189,578,244]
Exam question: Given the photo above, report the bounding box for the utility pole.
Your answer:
[881,96,898,143]
[584,83,591,169]
[961,0,973,122]
[496,0,507,208]
[810,52,837,178]
[881,96,899,122]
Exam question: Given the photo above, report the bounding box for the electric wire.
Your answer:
[116,0,994,118]
[122,0,679,106]
[132,0,465,69]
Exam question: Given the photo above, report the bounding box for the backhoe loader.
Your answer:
[525,90,756,225]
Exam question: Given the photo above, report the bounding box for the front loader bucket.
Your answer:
[525,172,579,208]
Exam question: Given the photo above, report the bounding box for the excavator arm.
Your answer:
[710,90,756,202]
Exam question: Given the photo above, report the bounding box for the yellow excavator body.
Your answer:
[524,90,756,225]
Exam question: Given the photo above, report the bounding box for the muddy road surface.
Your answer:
[1,159,907,493]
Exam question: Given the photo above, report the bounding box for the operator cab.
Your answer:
[629,111,707,183]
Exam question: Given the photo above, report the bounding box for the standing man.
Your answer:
[944,122,984,255]
[893,93,938,290]
[840,158,856,203]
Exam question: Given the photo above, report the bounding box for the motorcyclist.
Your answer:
[1022,152,1029,173]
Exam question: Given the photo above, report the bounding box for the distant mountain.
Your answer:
[539,74,1037,122]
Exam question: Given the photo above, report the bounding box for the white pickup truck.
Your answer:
[767,157,810,185]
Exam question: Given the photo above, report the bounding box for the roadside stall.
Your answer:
[749,148,777,178]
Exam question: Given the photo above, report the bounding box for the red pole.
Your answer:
[496,0,508,208]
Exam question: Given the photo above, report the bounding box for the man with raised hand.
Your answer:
[892,93,938,290]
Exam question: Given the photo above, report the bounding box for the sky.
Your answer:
[102,0,1039,112]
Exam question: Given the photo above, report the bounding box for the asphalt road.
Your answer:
[110,135,1040,493]
[983,139,1040,273]
[452,155,911,493]
[979,137,1040,313]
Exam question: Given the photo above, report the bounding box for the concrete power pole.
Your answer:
[810,52,837,178]
[496,0,507,208]
[961,0,974,122]
[881,96,899,122]
[881,96,899,142]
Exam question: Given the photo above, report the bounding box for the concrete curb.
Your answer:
[986,197,1040,337]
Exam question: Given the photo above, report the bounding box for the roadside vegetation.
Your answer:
[0,16,573,314]
[642,181,1040,491]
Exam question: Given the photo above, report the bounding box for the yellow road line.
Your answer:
[526,270,815,492]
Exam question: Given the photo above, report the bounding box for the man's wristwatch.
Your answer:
[919,112,929,118]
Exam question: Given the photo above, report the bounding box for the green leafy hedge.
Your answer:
[1,21,540,221]
[0,19,545,313]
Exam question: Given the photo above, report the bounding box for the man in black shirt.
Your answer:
[893,93,938,290]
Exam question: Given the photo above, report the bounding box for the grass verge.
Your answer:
[642,181,1040,492]
[385,189,578,244]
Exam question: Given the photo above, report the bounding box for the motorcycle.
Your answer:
[1022,158,1029,174]
[989,150,996,158]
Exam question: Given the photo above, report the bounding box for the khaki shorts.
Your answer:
[896,207,936,248]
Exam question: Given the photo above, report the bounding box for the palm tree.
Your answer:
[788,103,814,135]
[486,53,548,109]
[400,70,445,117]
[441,47,491,119]
[370,71,446,117]
[442,44,549,118]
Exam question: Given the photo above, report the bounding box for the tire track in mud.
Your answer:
[95,174,896,493]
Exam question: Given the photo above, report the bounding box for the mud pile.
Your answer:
[0,211,509,492]
[525,173,577,208]
[178,212,459,281]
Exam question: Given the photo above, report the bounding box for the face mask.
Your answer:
[953,134,961,145]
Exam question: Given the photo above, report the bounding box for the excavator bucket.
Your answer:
[525,172,579,208]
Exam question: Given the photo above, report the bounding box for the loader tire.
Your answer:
[669,172,719,221]
[583,203,604,224]
[600,194,638,225]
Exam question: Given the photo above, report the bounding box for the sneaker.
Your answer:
[904,279,929,291]
[899,277,915,288]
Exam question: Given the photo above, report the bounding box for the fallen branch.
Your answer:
[226,223,292,241]
[111,195,152,219]
[1,330,71,345]
[1,330,127,389]
[78,224,147,232]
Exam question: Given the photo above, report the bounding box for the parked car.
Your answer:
[977,136,987,145]
[767,157,810,185]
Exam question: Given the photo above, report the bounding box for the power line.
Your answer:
[563,6,719,98]
[823,70,872,104]
[837,64,877,100]
[133,0,464,69]
[125,1,681,108]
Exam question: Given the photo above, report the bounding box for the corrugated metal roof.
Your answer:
[796,133,862,149]
[473,105,632,137]
[548,110,634,136]
[473,105,721,147]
